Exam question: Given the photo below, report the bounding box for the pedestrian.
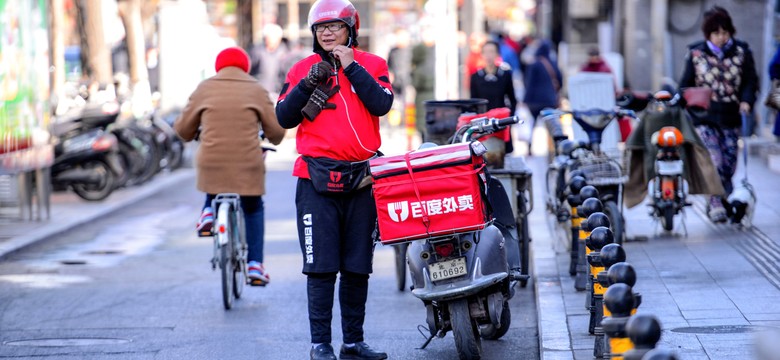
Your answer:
[274,0,393,359]
[411,24,436,142]
[174,46,286,284]
[678,5,758,223]
[249,23,289,101]
[470,40,517,154]
[768,43,780,142]
[580,47,612,74]
[465,32,488,90]
[522,39,562,154]
[386,28,413,130]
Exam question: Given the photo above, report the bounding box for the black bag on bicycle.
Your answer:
[302,156,370,194]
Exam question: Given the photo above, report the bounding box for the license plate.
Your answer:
[429,257,467,282]
[656,160,684,175]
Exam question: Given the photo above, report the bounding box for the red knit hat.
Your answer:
[214,47,250,73]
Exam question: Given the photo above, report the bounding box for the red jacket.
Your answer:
[277,50,393,178]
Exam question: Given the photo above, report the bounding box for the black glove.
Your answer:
[302,80,340,121]
[302,61,334,91]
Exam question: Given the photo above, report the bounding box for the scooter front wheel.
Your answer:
[393,242,408,291]
[479,300,511,340]
[449,299,482,360]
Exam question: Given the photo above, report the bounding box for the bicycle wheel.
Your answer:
[602,200,624,245]
[218,203,235,310]
[394,242,409,291]
[221,237,234,310]
[517,190,531,288]
[232,207,246,299]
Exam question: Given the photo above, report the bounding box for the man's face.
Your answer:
[314,21,349,51]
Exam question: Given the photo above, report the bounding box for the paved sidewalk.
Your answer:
[2,131,779,359]
[531,140,780,360]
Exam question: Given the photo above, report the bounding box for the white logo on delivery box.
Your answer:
[386,195,475,223]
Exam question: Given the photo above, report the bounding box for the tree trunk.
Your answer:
[237,0,253,51]
[77,0,113,88]
[117,0,147,85]
[118,0,152,115]
[49,0,65,102]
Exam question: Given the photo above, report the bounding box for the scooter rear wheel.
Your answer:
[71,160,116,201]
[449,299,482,359]
[662,206,675,231]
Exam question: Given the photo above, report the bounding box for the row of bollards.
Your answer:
[564,174,678,360]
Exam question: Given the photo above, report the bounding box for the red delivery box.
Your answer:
[369,143,490,245]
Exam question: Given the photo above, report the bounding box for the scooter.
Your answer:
[648,125,690,233]
[370,114,521,360]
[50,105,124,201]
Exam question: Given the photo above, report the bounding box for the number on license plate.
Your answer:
[429,257,467,281]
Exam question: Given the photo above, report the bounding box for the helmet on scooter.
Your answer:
[308,0,360,49]
[656,126,683,147]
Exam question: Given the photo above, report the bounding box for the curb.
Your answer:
[533,219,574,360]
[0,169,195,260]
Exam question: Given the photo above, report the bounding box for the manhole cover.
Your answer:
[60,260,87,265]
[4,338,131,346]
[83,250,123,255]
[671,325,761,334]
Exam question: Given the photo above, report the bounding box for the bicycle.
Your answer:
[206,133,275,309]
[540,108,638,245]
[209,193,249,310]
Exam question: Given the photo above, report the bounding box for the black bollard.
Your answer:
[575,192,602,291]
[591,243,627,357]
[602,283,635,359]
[623,314,662,360]
[641,348,679,360]
[586,227,617,335]
[567,176,587,276]
[582,212,610,314]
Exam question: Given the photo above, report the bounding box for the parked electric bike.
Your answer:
[540,108,638,245]
[370,114,521,360]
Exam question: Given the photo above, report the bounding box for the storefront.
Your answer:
[0,0,54,219]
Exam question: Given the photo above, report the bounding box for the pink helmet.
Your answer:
[307,0,360,33]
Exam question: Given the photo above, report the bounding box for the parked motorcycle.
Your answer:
[370,114,520,360]
[50,101,124,201]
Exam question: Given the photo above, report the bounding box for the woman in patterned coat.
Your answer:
[678,6,758,223]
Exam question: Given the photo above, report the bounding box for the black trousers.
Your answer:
[295,178,377,343]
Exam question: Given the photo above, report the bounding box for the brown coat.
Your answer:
[174,67,286,195]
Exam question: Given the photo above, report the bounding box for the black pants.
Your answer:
[295,178,377,343]
[307,271,369,344]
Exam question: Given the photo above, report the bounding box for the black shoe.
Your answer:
[311,343,337,360]
[339,342,388,360]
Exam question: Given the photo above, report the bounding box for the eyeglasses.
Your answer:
[314,23,346,33]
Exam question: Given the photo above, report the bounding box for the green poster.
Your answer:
[0,0,52,172]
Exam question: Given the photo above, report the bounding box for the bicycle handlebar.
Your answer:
[540,108,637,120]
[456,115,520,144]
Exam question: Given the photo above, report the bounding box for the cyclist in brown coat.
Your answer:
[175,46,286,283]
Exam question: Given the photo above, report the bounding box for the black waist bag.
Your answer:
[303,156,371,194]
